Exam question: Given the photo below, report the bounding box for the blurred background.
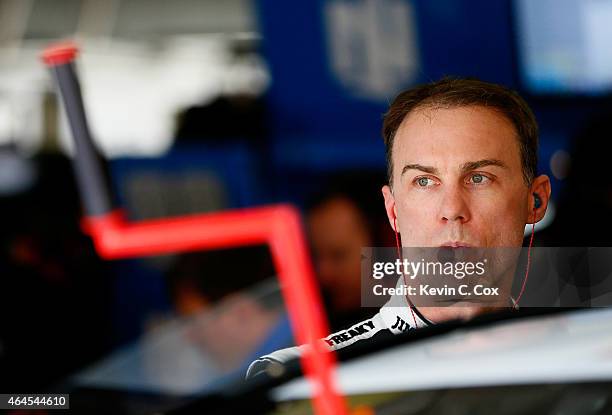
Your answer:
[1,0,611,398]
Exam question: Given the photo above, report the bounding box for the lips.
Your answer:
[437,242,473,262]
[439,241,473,248]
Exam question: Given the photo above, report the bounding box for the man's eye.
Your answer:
[468,174,489,185]
[415,177,435,187]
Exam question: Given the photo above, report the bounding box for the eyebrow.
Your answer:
[460,159,508,173]
[400,159,508,176]
[401,163,439,175]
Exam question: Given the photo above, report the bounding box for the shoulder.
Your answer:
[245,305,428,379]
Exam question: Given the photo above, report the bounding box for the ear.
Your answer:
[381,185,397,231]
[529,174,552,224]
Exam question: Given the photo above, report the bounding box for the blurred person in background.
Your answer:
[306,170,394,330]
[166,246,293,373]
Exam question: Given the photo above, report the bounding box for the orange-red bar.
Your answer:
[82,205,348,415]
[83,207,280,258]
[43,40,347,415]
[268,209,346,414]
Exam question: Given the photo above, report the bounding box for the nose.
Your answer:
[438,186,471,224]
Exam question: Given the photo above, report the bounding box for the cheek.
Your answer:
[396,203,435,238]
[476,202,526,245]
[397,193,433,218]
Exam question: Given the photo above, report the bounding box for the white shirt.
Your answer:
[246,289,429,379]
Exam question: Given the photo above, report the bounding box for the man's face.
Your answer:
[308,197,371,310]
[382,105,531,248]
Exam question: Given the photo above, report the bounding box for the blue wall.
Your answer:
[255,0,603,201]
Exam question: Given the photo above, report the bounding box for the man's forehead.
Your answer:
[393,105,522,169]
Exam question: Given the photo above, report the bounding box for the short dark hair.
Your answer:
[382,77,538,185]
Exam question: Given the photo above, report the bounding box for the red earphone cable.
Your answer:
[393,217,419,328]
[514,207,537,307]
